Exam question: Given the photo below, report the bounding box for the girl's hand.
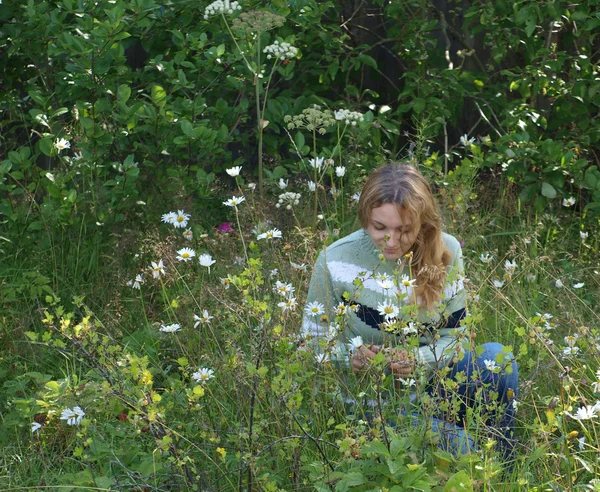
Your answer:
[351,344,381,373]
[387,348,415,378]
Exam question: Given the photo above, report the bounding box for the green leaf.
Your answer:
[541,182,556,199]
[444,470,473,491]
[294,131,305,150]
[118,84,131,103]
[39,137,54,157]
[357,54,377,69]
[151,85,167,108]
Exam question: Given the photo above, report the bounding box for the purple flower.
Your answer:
[217,222,234,234]
[460,240,466,247]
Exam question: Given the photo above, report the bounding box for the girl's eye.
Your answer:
[374,225,385,231]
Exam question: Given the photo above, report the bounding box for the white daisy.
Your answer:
[567,403,600,420]
[183,228,193,241]
[173,210,190,228]
[348,336,363,351]
[480,253,494,264]
[161,212,177,225]
[54,137,71,153]
[257,229,283,240]
[194,310,213,327]
[160,323,181,333]
[305,301,325,317]
[176,247,196,262]
[151,259,165,279]
[278,297,297,312]
[403,322,418,335]
[192,368,215,383]
[377,301,399,320]
[60,406,85,426]
[504,259,517,275]
[274,281,295,298]
[223,196,246,208]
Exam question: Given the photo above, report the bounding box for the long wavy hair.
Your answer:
[358,163,451,309]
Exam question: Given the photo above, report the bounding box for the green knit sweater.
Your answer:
[302,229,466,371]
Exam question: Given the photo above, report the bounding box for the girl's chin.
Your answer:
[382,249,402,259]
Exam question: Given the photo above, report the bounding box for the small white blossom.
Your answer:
[198,253,216,270]
[263,40,298,61]
[334,109,364,125]
[564,335,579,347]
[176,247,196,262]
[403,322,418,335]
[397,378,416,387]
[278,297,298,312]
[60,406,85,426]
[484,359,499,372]
[31,422,42,433]
[257,228,282,240]
[276,192,301,210]
[248,182,256,190]
[307,180,316,192]
[161,212,177,225]
[567,403,600,420]
[563,197,576,207]
[183,228,193,241]
[504,259,517,275]
[493,279,505,288]
[377,301,399,320]
[274,281,295,298]
[305,301,325,317]
[223,196,246,208]
[127,274,144,289]
[204,0,241,19]
[376,278,394,290]
[573,282,585,289]
[151,259,165,279]
[348,336,364,351]
[480,253,494,264]
[173,210,191,228]
[315,353,330,364]
[160,323,181,333]
[226,166,242,177]
[580,231,588,239]
[278,178,288,189]
[460,134,475,147]
[555,279,564,288]
[335,166,346,177]
[352,192,361,202]
[192,367,215,383]
[194,310,213,327]
[308,156,325,171]
[54,137,71,153]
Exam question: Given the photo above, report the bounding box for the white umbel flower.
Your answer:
[204,0,241,19]
[263,40,298,61]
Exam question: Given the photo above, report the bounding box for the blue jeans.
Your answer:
[427,342,519,457]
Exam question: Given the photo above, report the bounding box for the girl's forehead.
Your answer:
[370,203,417,226]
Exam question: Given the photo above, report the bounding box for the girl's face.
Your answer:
[366,203,420,260]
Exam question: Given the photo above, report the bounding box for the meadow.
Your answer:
[1,0,600,490]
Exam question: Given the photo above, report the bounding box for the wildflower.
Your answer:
[151,259,165,279]
[537,312,553,322]
[248,183,256,190]
[194,310,213,327]
[217,222,234,233]
[573,282,585,289]
[270,268,279,278]
[315,353,330,364]
[226,166,242,177]
[160,323,181,333]
[460,134,475,147]
[220,277,232,289]
[564,335,579,347]
[377,301,399,321]
[176,247,196,262]
[183,228,193,241]
[31,422,42,433]
[204,0,241,19]
[127,274,144,289]
[326,322,340,341]
[54,137,71,153]
[563,197,576,207]
[173,210,190,228]
[198,253,216,270]
[592,381,600,394]
[305,301,325,317]
[398,378,416,387]
[512,400,519,411]
[276,192,301,210]
[60,406,85,426]
[399,275,416,292]
[308,156,324,171]
[192,368,215,383]
[290,262,307,271]
[257,228,283,240]
[263,40,298,61]
[278,297,297,312]
[504,259,517,275]
[278,178,288,189]
[161,212,177,225]
[223,196,246,208]
[335,166,346,177]
[335,302,347,316]
[274,281,295,298]
[526,273,537,282]
[352,192,361,201]
[492,279,504,288]
[307,181,316,192]
[403,322,418,335]
[480,253,494,264]
[555,279,564,288]
[562,346,580,356]
[567,403,600,420]
[334,109,364,125]
[580,231,588,239]
[348,336,363,351]
[484,359,499,372]
[376,278,394,290]
[578,437,586,451]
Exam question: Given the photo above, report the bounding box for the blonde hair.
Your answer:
[358,163,451,309]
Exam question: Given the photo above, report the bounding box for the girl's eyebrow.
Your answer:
[373,220,413,228]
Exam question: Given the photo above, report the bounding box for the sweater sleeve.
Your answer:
[302,249,350,365]
[417,241,467,371]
